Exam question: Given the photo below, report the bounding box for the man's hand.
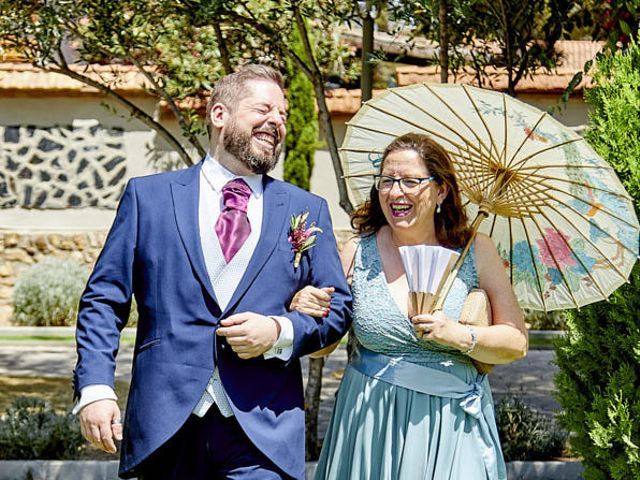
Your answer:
[79,399,122,454]
[217,312,279,359]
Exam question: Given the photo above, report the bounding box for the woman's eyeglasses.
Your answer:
[374,175,435,193]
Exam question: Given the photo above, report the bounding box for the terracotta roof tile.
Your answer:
[396,41,603,93]
[0,41,605,116]
[0,62,152,94]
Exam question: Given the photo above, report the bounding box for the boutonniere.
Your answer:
[288,211,322,269]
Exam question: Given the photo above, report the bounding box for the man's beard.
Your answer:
[223,119,282,175]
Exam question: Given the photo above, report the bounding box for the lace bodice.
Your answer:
[351,233,479,365]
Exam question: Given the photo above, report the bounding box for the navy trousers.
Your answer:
[137,404,293,480]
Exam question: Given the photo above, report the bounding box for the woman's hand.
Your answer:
[411,310,471,351]
[289,286,335,318]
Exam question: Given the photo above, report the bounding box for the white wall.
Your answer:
[1,93,590,233]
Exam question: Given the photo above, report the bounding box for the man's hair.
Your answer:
[206,64,285,125]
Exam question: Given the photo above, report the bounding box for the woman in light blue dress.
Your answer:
[291,133,528,479]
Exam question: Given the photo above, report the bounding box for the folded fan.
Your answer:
[398,245,460,315]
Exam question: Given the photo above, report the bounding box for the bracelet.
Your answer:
[462,326,477,355]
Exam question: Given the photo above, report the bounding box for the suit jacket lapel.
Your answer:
[222,176,289,316]
[171,162,219,306]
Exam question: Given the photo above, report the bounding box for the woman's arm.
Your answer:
[290,236,359,358]
[464,234,528,363]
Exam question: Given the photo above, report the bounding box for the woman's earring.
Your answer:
[436,203,442,214]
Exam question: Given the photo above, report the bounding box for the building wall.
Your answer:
[0,91,590,323]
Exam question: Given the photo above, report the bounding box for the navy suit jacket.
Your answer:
[73,162,352,479]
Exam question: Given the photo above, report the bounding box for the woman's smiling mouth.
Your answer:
[390,202,413,218]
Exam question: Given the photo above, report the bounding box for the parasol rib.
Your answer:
[505,111,548,171]
[538,200,637,272]
[454,150,505,196]
[508,217,514,289]
[533,208,623,297]
[497,172,639,255]
[460,85,503,165]
[526,208,584,309]
[519,215,549,312]
[519,174,633,205]
[502,94,509,166]
[518,176,639,231]
[340,123,491,167]
[519,164,616,173]
[507,137,584,172]
[489,212,499,238]
[388,87,494,159]
[496,138,586,196]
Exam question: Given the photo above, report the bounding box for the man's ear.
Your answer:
[210,103,227,129]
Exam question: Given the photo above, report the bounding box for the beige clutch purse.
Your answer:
[459,288,494,374]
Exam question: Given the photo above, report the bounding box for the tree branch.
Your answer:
[214,23,233,75]
[292,5,353,213]
[61,22,205,159]
[128,55,206,158]
[49,62,195,166]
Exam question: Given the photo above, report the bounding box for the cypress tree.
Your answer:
[283,37,318,191]
[283,23,324,461]
[554,38,640,480]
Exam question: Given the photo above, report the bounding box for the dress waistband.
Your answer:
[350,346,502,478]
[351,346,485,417]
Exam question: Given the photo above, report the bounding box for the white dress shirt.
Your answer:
[73,154,294,415]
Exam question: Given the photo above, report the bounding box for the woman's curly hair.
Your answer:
[351,132,473,248]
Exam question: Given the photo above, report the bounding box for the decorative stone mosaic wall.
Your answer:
[0,124,127,209]
[0,231,107,324]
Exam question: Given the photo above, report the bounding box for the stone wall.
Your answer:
[0,229,353,325]
[0,230,107,324]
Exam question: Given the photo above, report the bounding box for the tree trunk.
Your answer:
[438,0,449,83]
[214,23,233,76]
[304,356,326,460]
[312,80,353,214]
[361,0,375,103]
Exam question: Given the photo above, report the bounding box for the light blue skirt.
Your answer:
[314,348,506,480]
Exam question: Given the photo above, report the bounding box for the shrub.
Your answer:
[12,257,139,327]
[555,37,640,480]
[525,309,568,330]
[12,258,88,327]
[496,396,567,461]
[0,397,84,460]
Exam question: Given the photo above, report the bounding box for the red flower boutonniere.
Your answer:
[288,211,322,269]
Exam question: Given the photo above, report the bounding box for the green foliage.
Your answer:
[284,23,319,191]
[555,39,640,480]
[388,0,572,96]
[525,309,568,330]
[12,258,138,327]
[496,396,567,461]
[0,397,84,460]
[13,259,89,327]
[565,0,639,50]
[584,43,640,209]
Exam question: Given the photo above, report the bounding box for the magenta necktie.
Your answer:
[215,178,252,263]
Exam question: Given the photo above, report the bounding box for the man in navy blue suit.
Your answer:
[73,64,351,479]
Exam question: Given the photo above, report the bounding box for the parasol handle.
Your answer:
[432,211,489,312]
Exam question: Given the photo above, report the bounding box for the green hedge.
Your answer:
[0,397,84,460]
[554,37,640,480]
[496,396,567,461]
